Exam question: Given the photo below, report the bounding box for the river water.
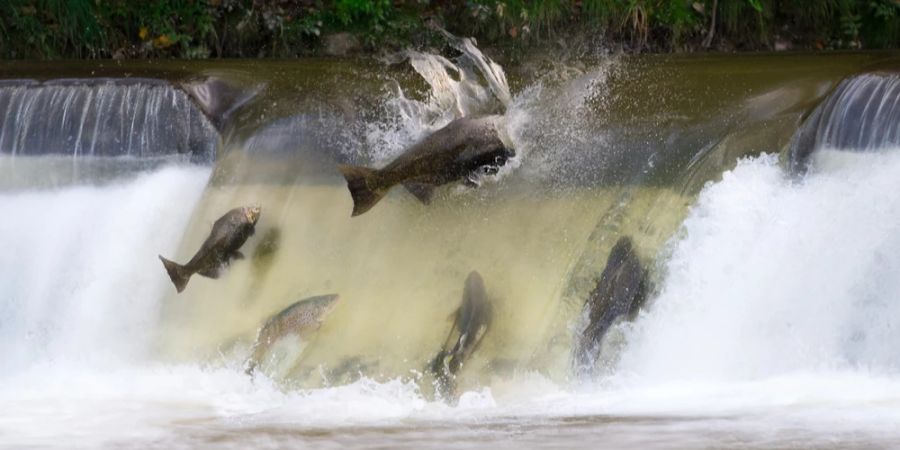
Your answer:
[2,50,900,449]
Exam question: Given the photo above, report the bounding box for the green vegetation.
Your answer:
[1,0,899,59]
[452,0,900,51]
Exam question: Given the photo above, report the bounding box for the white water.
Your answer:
[358,38,512,166]
[4,51,900,447]
[5,149,900,448]
[618,151,900,380]
[805,73,900,151]
[0,166,209,370]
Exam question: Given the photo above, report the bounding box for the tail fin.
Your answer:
[244,347,262,375]
[338,164,387,217]
[244,328,271,376]
[159,255,190,293]
[244,359,258,376]
[428,350,450,377]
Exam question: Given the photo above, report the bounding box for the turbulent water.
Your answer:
[3,51,900,449]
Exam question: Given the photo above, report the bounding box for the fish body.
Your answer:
[159,206,261,293]
[575,236,648,375]
[430,271,492,398]
[339,115,515,216]
[180,77,263,132]
[446,271,492,373]
[245,294,340,375]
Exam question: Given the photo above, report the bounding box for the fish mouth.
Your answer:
[245,206,262,224]
[324,294,341,311]
[317,294,341,318]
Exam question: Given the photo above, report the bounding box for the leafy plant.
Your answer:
[2,0,900,59]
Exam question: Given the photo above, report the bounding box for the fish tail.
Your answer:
[243,350,260,375]
[428,350,448,376]
[244,326,275,375]
[244,341,271,375]
[338,164,387,217]
[159,255,190,293]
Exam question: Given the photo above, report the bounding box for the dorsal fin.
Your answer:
[403,182,436,205]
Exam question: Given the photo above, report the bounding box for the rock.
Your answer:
[774,37,793,51]
[323,32,361,57]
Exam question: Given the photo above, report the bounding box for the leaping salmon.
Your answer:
[159,206,261,293]
[338,115,515,216]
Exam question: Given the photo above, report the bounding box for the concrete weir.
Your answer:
[0,76,260,160]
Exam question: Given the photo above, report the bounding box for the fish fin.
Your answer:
[446,307,460,322]
[231,250,245,260]
[159,255,190,294]
[198,265,222,279]
[448,352,463,374]
[244,343,264,375]
[245,326,274,375]
[451,332,468,357]
[428,350,450,376]
[403,182,436,205]
[338,164,388,217]
[243,356,258,375]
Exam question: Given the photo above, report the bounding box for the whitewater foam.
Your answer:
[617,151,900,382]
[0,165,210,372]
[7,76,900,448]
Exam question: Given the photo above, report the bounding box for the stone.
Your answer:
[323,32,361,57]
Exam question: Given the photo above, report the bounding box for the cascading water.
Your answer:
[0,79,217,159]
[0,167,210,369]
[790,72,900,172]
[618,152,900,379]
[4,49,900,449]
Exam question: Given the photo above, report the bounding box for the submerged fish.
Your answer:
[159,206,261,293]
[574,236,648,376]
[429,271,492,398]
[244,294,340,375]
[338,115,515,216]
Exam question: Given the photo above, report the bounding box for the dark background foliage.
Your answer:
[1,0,898,59]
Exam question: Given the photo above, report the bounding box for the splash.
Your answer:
[616,151,900,381]
[506,58,620,184]
[436,28,512,108]
[0,165,209,372]
[357,31,513,165]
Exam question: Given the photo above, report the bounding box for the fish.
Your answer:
[244,294,340,375]
[159,205,261,293]
[574,236,649,376]
[429,271,493,398]
[338,115,515,216]
[180,76,263,132]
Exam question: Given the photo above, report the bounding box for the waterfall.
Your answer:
[0,166,210,373]
[0,79,218,160]
[3,52,900,448]
[790,73,900,171]
[617,152,900,381]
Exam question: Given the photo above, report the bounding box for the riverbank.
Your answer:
[2,0,899,60]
